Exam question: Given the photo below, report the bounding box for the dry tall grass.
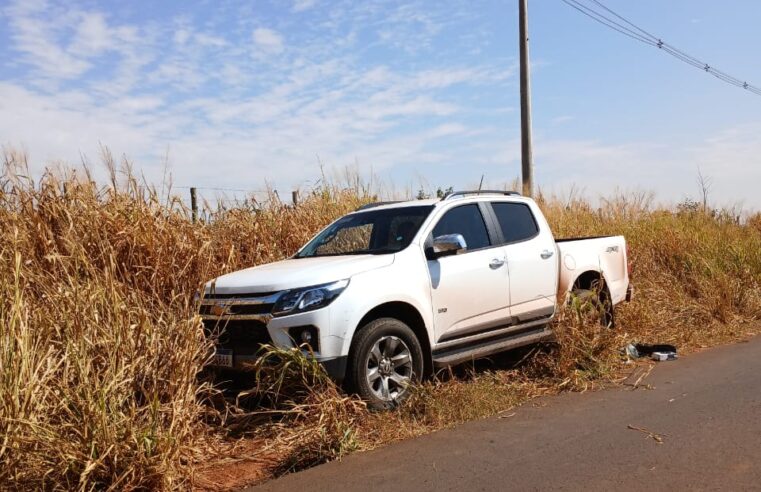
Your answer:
[1,152,760,490]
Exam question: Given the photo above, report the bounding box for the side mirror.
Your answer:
[432,234,467,257]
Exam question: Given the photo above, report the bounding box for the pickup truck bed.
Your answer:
[556,235,630,305]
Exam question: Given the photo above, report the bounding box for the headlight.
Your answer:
[272,279,350,316]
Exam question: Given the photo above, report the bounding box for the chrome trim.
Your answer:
[434,318,550,351]
[489,258,505,269]
[433,327,552,368]
[437,306,554,344]
[200,292,282,306]
[200,313,273,322]
[433,233,467,254]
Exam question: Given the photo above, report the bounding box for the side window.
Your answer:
[491,202,539,243]
[432,204,491,250]
[385,214,426,248]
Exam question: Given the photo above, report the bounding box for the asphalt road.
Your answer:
[252,336,761,492]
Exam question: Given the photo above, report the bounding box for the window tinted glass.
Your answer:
[492,202,539,243]
[315,224,372,255]
[298,205,433,257]
[432,204,490,250]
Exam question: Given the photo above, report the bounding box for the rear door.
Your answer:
[489,201,558,322]
[426,203,511,343]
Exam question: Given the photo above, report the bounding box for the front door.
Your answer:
[426,203,511,342]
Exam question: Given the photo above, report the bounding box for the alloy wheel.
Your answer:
[364,335,413,402]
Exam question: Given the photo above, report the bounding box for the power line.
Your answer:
[559,0,761,97]
[560,0,657,47]
[588,0,659,41]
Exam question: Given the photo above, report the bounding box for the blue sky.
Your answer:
[1,0,760,208]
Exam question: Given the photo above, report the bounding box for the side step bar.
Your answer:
[432,327,553,368]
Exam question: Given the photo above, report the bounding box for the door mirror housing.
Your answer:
[431,234,467,257]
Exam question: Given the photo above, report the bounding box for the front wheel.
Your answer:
[346,318,424,410]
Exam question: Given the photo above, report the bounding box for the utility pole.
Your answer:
[519,0,534,197]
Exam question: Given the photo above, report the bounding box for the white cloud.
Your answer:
[2,0,759,211]
[252,28,284,54]
[5,6,91,79]
[292,0,317,13]
[70,13,113,56]
[194,33,227,47]
[491,131,761,210]
[3,0,152,94]
[691,124,761,209]
[173,28,190,45]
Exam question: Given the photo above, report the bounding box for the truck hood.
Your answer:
[205,254,395,294]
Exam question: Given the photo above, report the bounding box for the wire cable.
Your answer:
[560,0,657,46]
[559,0,761,97]
[175,186,271,193]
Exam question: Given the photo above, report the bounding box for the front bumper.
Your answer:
[208,355,349,383]
[201,297,347,378]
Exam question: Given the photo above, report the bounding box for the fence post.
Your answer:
[190,187,198,223]
[292,190,299,207]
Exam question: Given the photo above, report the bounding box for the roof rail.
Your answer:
[355,201,401,211]
[441,190,521,201]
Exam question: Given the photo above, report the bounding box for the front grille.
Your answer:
[200,290,281,318]
[203,291,280,300]
[200,291,281,358]
[199,303,273,316]
[203,319,273,355]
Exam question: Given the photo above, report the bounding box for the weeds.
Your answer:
[1,150,760,490]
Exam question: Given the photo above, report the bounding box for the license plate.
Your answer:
[211,348,233,368]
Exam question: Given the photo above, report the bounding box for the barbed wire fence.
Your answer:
[174,186,302,223]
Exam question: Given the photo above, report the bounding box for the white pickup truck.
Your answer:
[201,190,632,409]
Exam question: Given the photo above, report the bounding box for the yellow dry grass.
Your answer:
[1,150,760,490]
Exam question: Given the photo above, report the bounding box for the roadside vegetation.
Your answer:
[1,149,760,490]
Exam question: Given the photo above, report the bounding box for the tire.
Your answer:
[572,287,615,328]
[345,317,424,411]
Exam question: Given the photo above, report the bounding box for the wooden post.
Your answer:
[190,187,198,223]
[292,190,299,207]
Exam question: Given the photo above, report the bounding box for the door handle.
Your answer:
[540,250,554,259]
[489,258,505,269]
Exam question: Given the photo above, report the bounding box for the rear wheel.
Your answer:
[346,317,424,410]
[572,286,615,328]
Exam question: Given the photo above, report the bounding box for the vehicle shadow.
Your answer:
[432,341,554,382]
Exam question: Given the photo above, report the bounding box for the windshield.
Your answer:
[297,205,434,258]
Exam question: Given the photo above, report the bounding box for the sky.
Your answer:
[1,0,761,208]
